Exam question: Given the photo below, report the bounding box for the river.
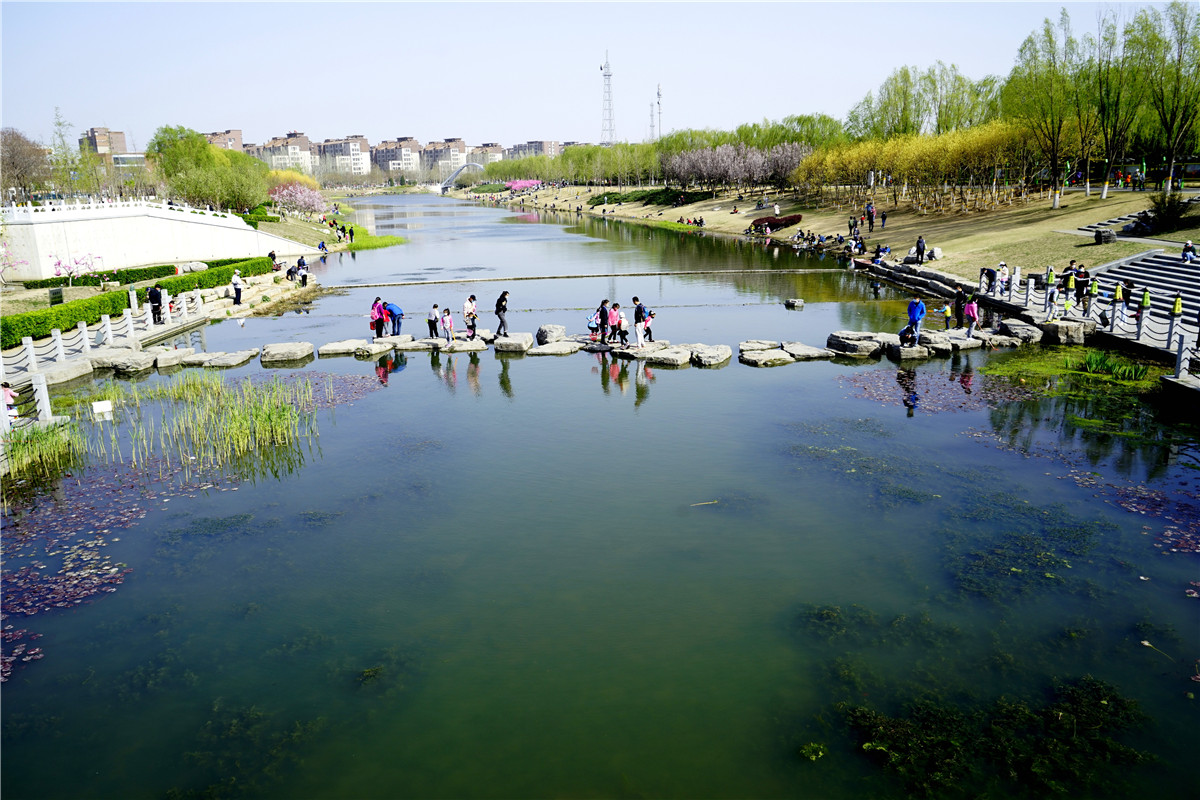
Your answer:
[2,194,1196,799]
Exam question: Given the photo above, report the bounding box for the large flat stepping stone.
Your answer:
[206,349,260,368]
[950,336,983,351]
[611,342,669,361]
[443,339,488,353]
[739,349,795,367]
[686,344,733,367]
[374,334,414,346]
[355,342,394,358]
[528,341,584,356]
[643,347,692,367]
[87,347,139,369]
[826,332,882,358]
[999,318,1043,344]
[318,339,369,356]
[1040,320,1085,345]
[154,348,195,368]
[262,342,315,363]
[581,342,613,353]
[739,339,780,352]
[886,344,931,360]
[42,359,95,385]
[782,342,834,360]
[393,338,440,351]
[493,333,535,352]
[111,351,157,374]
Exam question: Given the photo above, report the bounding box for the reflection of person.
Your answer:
[467,352,481,396]
[499,357,513,398]
[897,368,919,417]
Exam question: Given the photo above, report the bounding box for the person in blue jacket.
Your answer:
[908,293,927,344]
[383,301,404,336]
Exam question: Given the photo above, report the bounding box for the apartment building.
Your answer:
[204,129,244,151]
[79,127,128,156]
[422,138,470,176]
[316,135,371,176]
[505,140,560,160]
[247,131,318,174]
[372,137,423,173]
[472,143,505,164]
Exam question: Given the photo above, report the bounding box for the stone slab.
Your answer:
[442,338,488,353]
[886,344,931,360]
[262,342,315,363]
[87,347,139,369]
[643,347,692,367]
[41,358,95,385]
[1000,318,1044,344]
[528,341,584,356]
[492,333,535,352]
[355,342,395,358]
[739,339,780,352]
[154,348,195,368]
[536,324,567,345]
[205,349,260,368]
[686,344,733,367]
[739,349,795,367]
[781,342,835,360]
[373,334,414,346]
[318,339,370,356]
[111,351,158,374]
[392,339,439,351]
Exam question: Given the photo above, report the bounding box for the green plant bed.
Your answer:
[587,188,711,207]
[23,264,179,290]
[471,183,509,194]
[137,257,273,304]
[1,291,132,350]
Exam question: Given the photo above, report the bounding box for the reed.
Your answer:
[2,421,87,482]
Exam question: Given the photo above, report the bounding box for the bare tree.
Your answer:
[1,127,49,200]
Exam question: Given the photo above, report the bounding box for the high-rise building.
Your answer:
[247,132,317,174]
[472,143,505,164]
[372,137,423,173]
[316,135,370,175]
[504,141,560,160]
[79,127,128,156]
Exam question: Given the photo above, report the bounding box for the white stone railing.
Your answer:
[2,199,243,226]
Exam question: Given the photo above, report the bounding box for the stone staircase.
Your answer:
[1078,194,1200,234]
[1095,252,1199,323]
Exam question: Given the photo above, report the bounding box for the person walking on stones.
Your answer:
[149,283,164,324]
[607,302,621,345]
[915,236,926,265]
[231,269,243,306]
[613,303,630,347]
[463,294,478,340]
[427,304,440,338]
[596,299,611,344]
[440,306,455,344]
[632,296,649,348]
[384,300,404,336]
[908,293,927,343]
[495,291,510,337]
[371,297,386,340]
[964,294,980,337]
[953,285,967,329]
[644,311,656,342]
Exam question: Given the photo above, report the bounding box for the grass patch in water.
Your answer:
[981,345,1166,397]
[2,421,87,484]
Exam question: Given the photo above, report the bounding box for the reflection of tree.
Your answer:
[986,379,1192,481]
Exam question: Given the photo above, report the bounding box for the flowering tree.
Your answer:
[505,179,542,192]
[0,239,27,285]
[50,253,100,287]
[270,182,327,219]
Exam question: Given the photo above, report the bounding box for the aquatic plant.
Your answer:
[2,421,87,484]
[1065,350,1150,382]
[798,742,827,761]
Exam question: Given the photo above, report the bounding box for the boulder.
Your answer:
[442,338,488,353]
[781,342,835,360]
[261,342,315,363]
[206,349,260,368]
[111,351,157,374]
[739,339,780,352]
[177,261,208,273]
[643,347,692,367]
[999,318,1044,344]
[739,349,795,367]
[88,347,139,369]
[154,348,195,368]
[784,299,805,310]
[826,332,882,358]
[392,338,439,351]
[1040,320,1085,346]
[988,335,1023,348]
[581,342,613,353]
[918,331,950,346]
[492,333,535,352]
[536,324,567,345]
[927,343,955,357]
[41,358,95,385]
[318,339,370,356]
[886,344,931,360]
[528,341,584,356]
[688,344,733,367]
[355,342,394,358]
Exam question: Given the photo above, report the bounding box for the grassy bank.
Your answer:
[454,184,1183,281]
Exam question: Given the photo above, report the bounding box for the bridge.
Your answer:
[439,163,486,194]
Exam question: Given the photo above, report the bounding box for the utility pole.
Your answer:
[601,52,615,146]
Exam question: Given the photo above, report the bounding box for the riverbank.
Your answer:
[450,184,1184,283]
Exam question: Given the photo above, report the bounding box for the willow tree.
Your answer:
[1128,1,1200,189]
[1091,10,1144,199]
[1005,11,1075,208]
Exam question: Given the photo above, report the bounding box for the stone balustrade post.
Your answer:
[101,314,114,345]
[120,309,134,344]
[163,292,173,325]
[1024,279,1032,307]
[1109,307,1118,333]
[128,288,137,310]
[31,373,52,421]
[1136,313,1146,341]
[51,329,66,362]
[1175,334,1186,378]
[179,293,189,321]
[193,289,204,316]
[77,320,91,353]
[22,336,38,372]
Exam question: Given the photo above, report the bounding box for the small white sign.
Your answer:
[92,400,113,421]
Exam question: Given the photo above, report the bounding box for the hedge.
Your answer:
[135,257,273,304]
[1,291,131,350]
[587,188,711,207]
[23,264,179,290]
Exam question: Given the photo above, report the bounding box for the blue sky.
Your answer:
[2,1,1157,151]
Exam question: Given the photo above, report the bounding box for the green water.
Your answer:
[3,197,1197,799]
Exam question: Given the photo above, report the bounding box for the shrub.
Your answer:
[137,257,273,303]
[1,291,131,349]
[471,183,509,194]
[751,214,804,230]
[1147,191,1195,232]
[23,264,178,290]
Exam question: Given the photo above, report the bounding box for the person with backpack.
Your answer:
[632,296,649,348]
[462,294,478,340]
[371,297,386,340]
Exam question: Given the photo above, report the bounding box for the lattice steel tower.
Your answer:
[657,84,662,140]
[601,52,615,145]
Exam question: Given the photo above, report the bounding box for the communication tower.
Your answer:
[601,52,615,145]
[657,84,662,139]
[649,103,655,141]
